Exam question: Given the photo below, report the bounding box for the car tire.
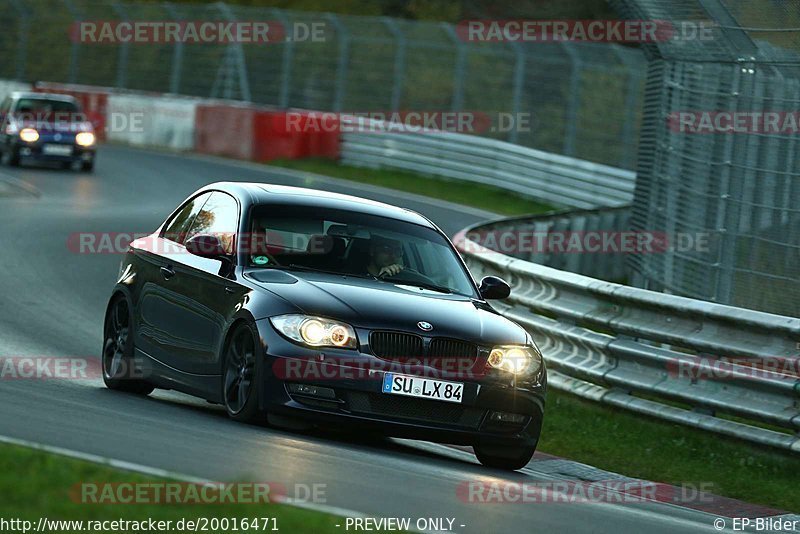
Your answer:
[81,160,94,172]
[2,147,20,167]
[222,322,265,424]
[474,443,536,471]
[102,294,154,395]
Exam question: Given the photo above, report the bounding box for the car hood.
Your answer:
[246,270,528,346]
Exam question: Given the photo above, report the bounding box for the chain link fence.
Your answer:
[0,0,647,170]
[609,0,800,316]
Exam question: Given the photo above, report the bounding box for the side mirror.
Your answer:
[479,276,511,300]
[185,234,228,259]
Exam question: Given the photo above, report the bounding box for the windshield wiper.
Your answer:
[276,264,375,280]
[392,280,454,294]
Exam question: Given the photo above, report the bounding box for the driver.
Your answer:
[367,235,404,278]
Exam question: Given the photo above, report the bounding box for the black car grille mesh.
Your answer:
[370,331,424,358]
[370,332,477,360]
[347,392,485,429]
[429,338,477,359]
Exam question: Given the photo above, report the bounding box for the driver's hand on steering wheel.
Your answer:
[378,263,403,277]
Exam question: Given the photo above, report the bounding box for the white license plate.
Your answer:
[382,373,464,403]
[43,144,73,156]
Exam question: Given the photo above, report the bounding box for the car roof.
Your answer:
[9,91,78,103]
[198,182,435,228]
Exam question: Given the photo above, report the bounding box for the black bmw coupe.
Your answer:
[103,182,546,470]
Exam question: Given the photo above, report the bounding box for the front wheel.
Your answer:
[474,443,536,471]
[1,146,20,167]
[102,295,154,395]
[222,323,264,424]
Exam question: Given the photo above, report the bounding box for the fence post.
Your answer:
[326,14,349,112]
[611,45,643,170]
[441,23,465,112]
[381,17,406,112]
[163,3,184,94]
[215,2,251,101]
[8,0,29,81]
[508,41,526,144]
[560,42,582,158]
[110,2,129,89]
[271,9,293,108]
[60,0,81,83]
[714,63,747,304]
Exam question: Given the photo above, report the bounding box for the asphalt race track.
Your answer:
[0,145,722,533]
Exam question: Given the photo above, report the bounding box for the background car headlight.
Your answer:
[271,314,357,349]
[75,131,96,147]
[487,345,542,375]
[19,128,39,143]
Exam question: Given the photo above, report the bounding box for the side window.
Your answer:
[184,192,239,255]
[162,192,212,244]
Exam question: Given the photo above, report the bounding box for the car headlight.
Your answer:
[270,314,357,349]
[19,128,39,143]
[487,345,542,375]
[75,131,96,147]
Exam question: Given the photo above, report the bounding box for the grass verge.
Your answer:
[540,390,800,513]
[268,158,555,216]
[0,444,350,533]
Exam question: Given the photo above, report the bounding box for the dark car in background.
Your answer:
[103,182,547,470]
[0,92,97,171]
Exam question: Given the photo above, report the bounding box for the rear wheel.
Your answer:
[474,443,536,471]
[222,323,264,423]
[102,295,154,395]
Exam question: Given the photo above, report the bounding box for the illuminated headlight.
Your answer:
[487,345,542,375]
[75,131,96,147]
[19,128,39,143]
[270,314,357,349]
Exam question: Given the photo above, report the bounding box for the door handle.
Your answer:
[224,286,236,294]
[160,266,176,280]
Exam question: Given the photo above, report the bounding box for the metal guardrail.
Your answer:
[340,126,636,209]
[456,217,800,453]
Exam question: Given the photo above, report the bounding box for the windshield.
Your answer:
[13,98,80,114]
[247,205,477,298]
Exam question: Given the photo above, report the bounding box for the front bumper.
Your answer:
[8,137,96,163]
[254,319,546,448]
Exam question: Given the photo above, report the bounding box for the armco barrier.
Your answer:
[341,122,637,209]
[455,219,800,453]
[107,94,197,151]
